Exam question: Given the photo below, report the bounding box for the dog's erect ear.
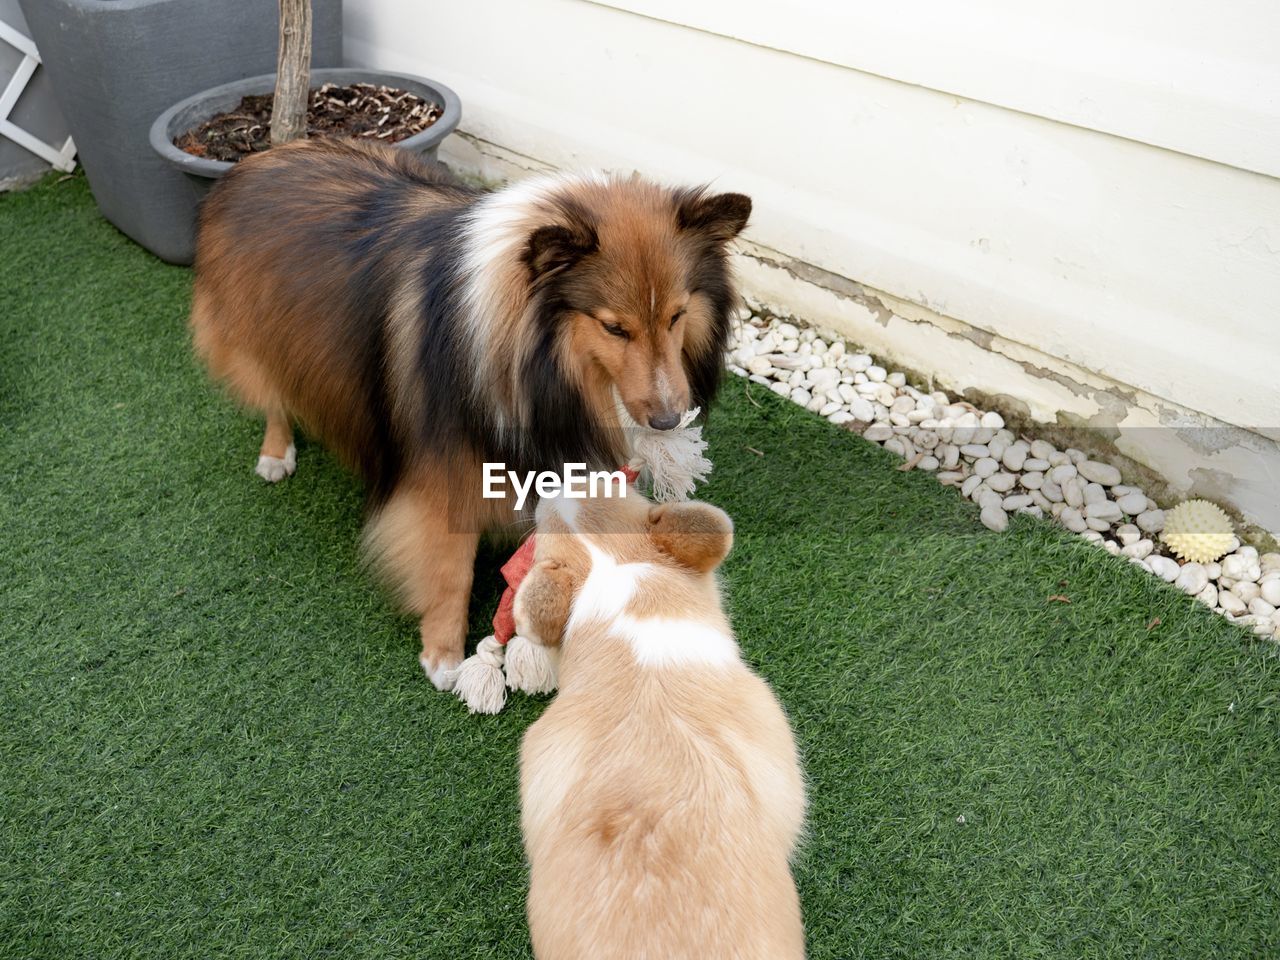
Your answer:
[524,218,598,283]
[513,559,576,647]
[648,502,734,573]
[677,191,752,243]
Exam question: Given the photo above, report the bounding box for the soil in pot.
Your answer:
[173,82,444,162]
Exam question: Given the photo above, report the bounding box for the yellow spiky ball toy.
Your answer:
[1161,499,1235,563]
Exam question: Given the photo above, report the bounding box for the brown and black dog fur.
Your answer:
[190,139,751,687]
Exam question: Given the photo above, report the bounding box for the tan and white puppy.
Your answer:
[514,490,806,960]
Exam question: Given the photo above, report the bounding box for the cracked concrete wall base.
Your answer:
[736,239,1280,543]
[438,131,1280,543]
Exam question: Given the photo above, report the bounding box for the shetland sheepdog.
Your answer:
[190,139,750,686]
[515,490,806,959]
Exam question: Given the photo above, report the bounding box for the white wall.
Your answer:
[346,0,1280,534]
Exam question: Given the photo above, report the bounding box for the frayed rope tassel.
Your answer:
[451,634,560,713]
[504,635,559,694]
[450,636,508,714]
[627,406,711,503]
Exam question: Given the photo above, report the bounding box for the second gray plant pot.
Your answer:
[19,0,342,264]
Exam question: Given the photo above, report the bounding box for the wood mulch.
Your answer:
[174,82,444,162]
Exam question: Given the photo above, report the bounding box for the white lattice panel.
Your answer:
[0,18,75,172]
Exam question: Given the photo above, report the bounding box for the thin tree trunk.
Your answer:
[271,0,312,146]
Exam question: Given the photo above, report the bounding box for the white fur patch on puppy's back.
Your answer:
[569,542,740,669]
[615,615,740,668]
[568,542,648,628]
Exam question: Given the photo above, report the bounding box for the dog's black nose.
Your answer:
[647,411,681,431]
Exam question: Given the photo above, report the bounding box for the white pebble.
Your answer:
[866,365,887,382]
[887,371,907,388]
[1222,554,1261,583]
[980,506,1009,532]
[976,490,1003,511]
[1084,500,1122,523]
[819,401,842,417]
[1023,458,1050,473]
[1260,579,1280,606]
[1030,440,1056,460]
[1060,507,1088,533]
[1063,477,1085,508]
[1136,510,1165,534]
[1147,556,1180,581]
[1249,598,1276,619]
[936,471,965,486]
[1195,583,1218,607]
[1116,492,1147,516]
[1115,524,1141,547]
[1218,592,1247,615]
[790,387,812,407]
[828,411,855,426]
[1122,539,1154,560]
[1020,471,1045,490]
[884,438,907,457]
[1232,581,1261,604]
[1002,494,1033,511]
[940,445,960,469]
[961,476,983,497]
[918,456,940,471]
[1049,464,1077,485]
[1174,563,1208,594]
[864,424,893,442]
[1078,460,1122,486]
[974,458,999,479]
[849,398,876,422]
[1002,444,1028,472]
[986,472,1017,493]
[1040,480,1063,503]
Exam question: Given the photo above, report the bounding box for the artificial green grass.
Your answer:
[2,172,1277,959]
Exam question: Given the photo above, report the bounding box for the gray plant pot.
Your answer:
[18,0,342,264]
[151,69,462,214]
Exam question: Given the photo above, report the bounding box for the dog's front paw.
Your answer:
[419,651,462,691]
[255,444,297,483]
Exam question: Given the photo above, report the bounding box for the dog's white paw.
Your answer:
[420,651,462,691]
[255,444,297,483]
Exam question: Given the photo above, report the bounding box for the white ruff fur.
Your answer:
[457,171,612,437]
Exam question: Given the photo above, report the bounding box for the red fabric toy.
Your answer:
[490,465,639,644]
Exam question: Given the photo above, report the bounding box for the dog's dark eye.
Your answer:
[669,309,686,329]
[601,319,629,340]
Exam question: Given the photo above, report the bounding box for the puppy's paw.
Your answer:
[420,651,462,691]
[255,444,297,483]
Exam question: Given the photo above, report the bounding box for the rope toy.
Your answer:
[448,408,712,713]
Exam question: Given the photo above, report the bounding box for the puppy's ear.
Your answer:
[513,560,576,647]
[648,502,734,573]
[677,190,752,243]
[524,216,598,283]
